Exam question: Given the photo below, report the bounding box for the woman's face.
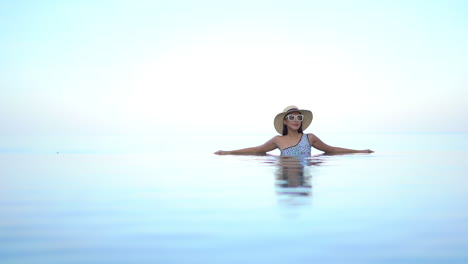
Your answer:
[283,111,303,131]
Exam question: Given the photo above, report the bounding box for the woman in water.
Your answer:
[215,105,373,156]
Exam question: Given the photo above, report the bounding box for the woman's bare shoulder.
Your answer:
[306,133,319,142]
[272,135,284,142]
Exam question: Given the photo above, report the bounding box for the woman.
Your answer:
[215,105,373,156]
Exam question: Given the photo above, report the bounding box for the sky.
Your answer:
[1,0,467,152]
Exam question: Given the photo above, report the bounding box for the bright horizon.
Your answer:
[1,0,467,152]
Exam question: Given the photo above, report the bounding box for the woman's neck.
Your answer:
[286,130,302,137]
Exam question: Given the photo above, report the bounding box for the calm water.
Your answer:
[1,133,468,263]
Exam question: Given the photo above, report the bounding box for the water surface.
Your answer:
[1,133,467,263]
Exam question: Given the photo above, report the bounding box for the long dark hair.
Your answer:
[282,124,303,136]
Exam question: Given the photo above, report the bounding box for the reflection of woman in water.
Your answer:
[275,156,321,207]
[215,105,373,156]
[276,157,312,194]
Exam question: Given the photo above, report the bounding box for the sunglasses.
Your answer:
[285,114,304,121]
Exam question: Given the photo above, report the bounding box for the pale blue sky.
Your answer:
[1,0,467,151]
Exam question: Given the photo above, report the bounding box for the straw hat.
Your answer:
[273,105,313,134]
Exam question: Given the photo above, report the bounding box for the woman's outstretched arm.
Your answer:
[308,134,373,154]
[215,137,279,155]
